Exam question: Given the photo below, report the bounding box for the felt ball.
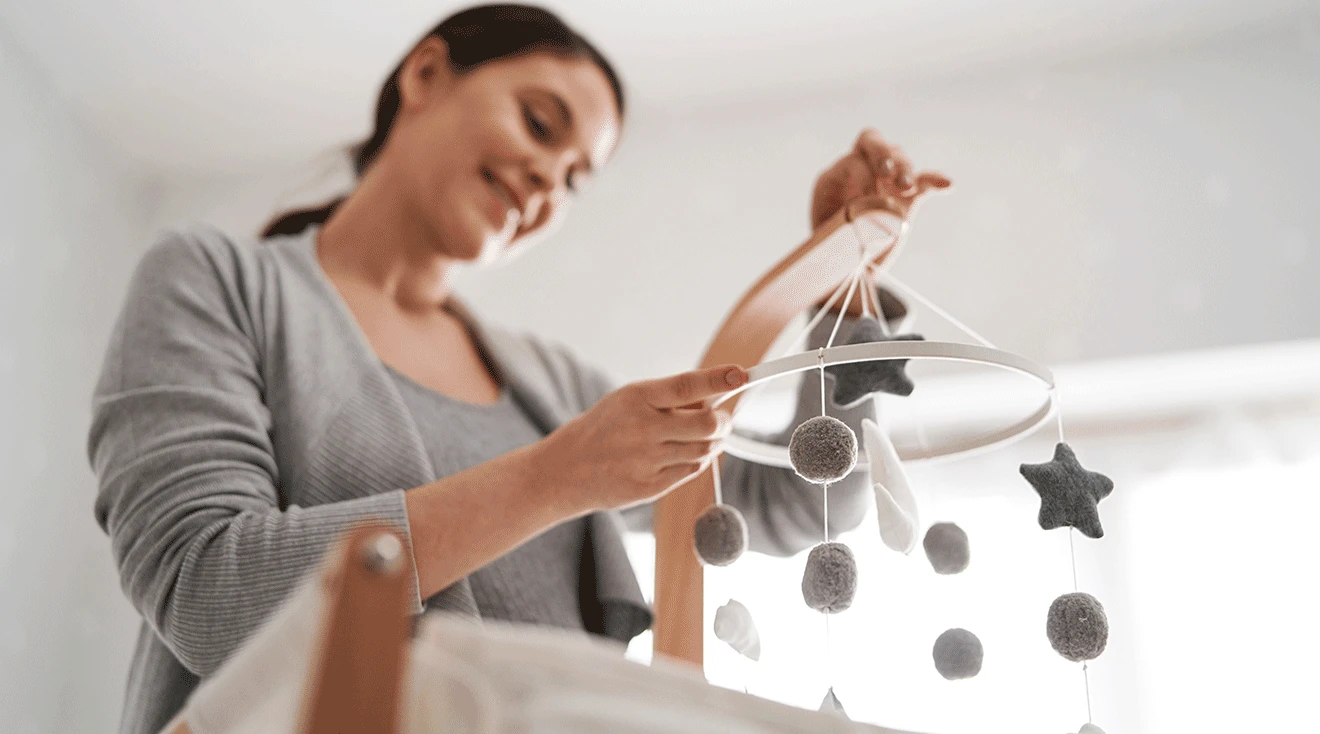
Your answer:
[923,522,970,575]
[693,504,748,566]
[932,628,983,680]
[788,415,858,484]
[801,542,857,613]
[1077,725,1106,734]
[1047,592,1109,662]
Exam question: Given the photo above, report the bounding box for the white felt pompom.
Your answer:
[789,415,857,484]
[713,599,761,661]
[1077,725,1106,734]
[801,542,857,613]
[693,504,748,567]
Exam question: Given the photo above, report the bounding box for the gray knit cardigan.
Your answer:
[88,224,875,734]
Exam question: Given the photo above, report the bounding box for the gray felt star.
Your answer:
[1019,442,1114,539]
[825,316,924,409]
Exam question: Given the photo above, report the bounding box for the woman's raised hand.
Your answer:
[809,128,952,230]
[536,364,749,514]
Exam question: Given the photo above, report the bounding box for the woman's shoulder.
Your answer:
[132,222,282,288]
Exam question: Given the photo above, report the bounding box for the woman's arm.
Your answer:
[89,233,570,678]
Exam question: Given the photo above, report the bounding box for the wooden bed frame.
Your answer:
[652,193,906,667]
[162,524,413,734]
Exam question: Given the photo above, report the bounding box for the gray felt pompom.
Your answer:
[932,628,983,680]
[693,504,748,566]
[1047,592,1108,662]
[789,415,858,484]
[1077,725,1107,734]
[923,522,970,575]
[801,542,857,613]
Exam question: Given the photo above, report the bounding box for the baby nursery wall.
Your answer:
[1,1,1317,733]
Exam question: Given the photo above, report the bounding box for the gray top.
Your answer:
[88,223,878,734]
[386,365,590,633]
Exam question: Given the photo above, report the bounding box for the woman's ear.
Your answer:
[397,35,453,111]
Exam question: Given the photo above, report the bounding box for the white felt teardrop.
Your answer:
[862,418,920,553]
[818,687,849,718]
[713,599,761,661]
[872,480,917,554]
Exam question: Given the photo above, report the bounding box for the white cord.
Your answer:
[826,267,865,349]
[872,264,995,348]
[777,265,860,362]
[712,453,723,506]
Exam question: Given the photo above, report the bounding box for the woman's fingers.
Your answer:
[913,171,952,195]
[662,406,732,441]
[638,365,747,410]
[657,439,723,467]
[854,129,914,192]
[652,461,707,496]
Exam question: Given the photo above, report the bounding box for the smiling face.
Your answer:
[379,38,621,265]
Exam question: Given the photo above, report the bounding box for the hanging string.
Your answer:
[848,222,891,337]
[824,608,833,690]
[1084,663,1093,723]
[1052,386,1067,445]
[712,453,723,507]
[1054,390,1094,725]
[826,266,865,349]
[776,262,863,361]
[870,263,995,348]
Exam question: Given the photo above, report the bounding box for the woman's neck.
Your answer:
[315,168,459,314]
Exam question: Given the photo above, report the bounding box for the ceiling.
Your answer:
[2,0,1313,175]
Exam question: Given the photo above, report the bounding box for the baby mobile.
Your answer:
[685,182,1114,734]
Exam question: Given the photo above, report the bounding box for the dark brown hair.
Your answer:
[262,4,625,238]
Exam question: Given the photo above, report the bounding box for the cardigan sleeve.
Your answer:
[88,230,422,679]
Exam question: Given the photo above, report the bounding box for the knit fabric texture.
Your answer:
[90,226,880,734]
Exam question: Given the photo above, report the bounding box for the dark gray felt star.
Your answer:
[824,316,924,409]
[1019,442,1114,539]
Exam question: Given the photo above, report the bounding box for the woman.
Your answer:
[89,5,945,733]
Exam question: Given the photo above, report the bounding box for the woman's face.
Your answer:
[385,40,621,264]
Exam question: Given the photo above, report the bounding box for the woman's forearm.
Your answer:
[404,440,580,600]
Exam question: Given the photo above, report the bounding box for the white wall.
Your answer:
[3,11,1318,734]
[154,21,1319,387]
[0,28,157,734]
